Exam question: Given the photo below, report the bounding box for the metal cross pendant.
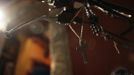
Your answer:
[76,40,88,64]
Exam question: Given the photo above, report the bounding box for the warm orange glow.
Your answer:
[15,37,51,75]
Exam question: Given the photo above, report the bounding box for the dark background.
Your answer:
[65,0,134,75]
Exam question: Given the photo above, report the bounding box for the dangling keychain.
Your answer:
[68,24,88,64]
[76,24,88,64]
[68,7,88,64]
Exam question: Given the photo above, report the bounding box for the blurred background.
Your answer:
[0,0,134,75]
